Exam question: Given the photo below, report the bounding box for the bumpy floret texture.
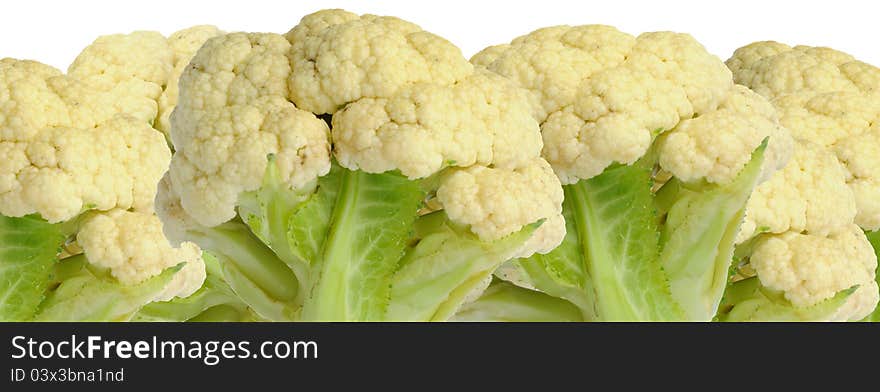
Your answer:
[167,32,333,228]
[436,157,564,256]
[749,224,878,321]
[0,59,171,222]
[474,25,789,186]
[77,210,205,300]
[658,85,793,184]
[728,42,880,231]
[166,9,564,255]
[737,140,856,242]
[1,28,213,296]
[156,26,224,134]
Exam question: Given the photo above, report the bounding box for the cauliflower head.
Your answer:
[749,224,878,321]
[728,42,880,231]
[159,9,564,321]
[723,42,880,321]
[473,25,792,185]
[0,27,218,321]
[470,25,791,321]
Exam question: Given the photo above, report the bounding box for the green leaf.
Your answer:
[716,277,855,322]
[34,257,182,321]
[238,154,317,284]
[387,213,539,321]
[185,221,300,321]
[287,163,343,273]
[133,253,251,322]
[497,198,598,319]
[863,230,880,321]
[301,169,424,321]
[658,141,767,320]
[563,165,681,320]
[452,280,583,322]
[0,215,66,321]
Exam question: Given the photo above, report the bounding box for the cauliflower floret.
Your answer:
[658,85,793,184]
[737,140,855,242]
[168,33,332,228]
[285,9,472,114]
[67,31,172,124]
[1,28,215,301]
[729,43,880,231]
[771,92,880,231]
[0,111,170,223]
[835,125,880,230]
[473,26,797,186]
[436,157,565,257]
[749,224,878,321]
[332,69,542,178]
[166,10,564,250]
[727,42,879,99]
[156,26,224,135]
[77,210,205,300]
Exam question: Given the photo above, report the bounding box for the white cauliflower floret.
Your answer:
[472,26,795,186]
[332,69,542,178]
[67,31,172,125]
[77,210,205,300]
[728,43,880,231]
[1,28,216,301]
[659,85,793,184]
[749,224,878,321]
[285,9,472,114]
[772,92,880,231]
[835,125,880,230]
[727,42,879,99]
[436,157,565,257]
[156,25,224,135]
[168,33,332,228]
[738,140,855,242]
[166,10,564,250]
[0,110,170,222]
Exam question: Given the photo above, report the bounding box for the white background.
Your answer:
[1,0,878,69]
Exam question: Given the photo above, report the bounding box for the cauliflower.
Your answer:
[158,9,564,321]
[749,225,877,321]
[472,25,793,321]
[724,41,880,320]
[0,26,219,321]
[728,42,880,231]
[718,42,880,321]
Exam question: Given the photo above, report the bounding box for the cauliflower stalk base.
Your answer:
[497,143,766,321]
[166,158,543,321]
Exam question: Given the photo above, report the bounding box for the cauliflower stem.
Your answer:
[452,280,584,322]
[503,143,766,321]
[172,158,542,321]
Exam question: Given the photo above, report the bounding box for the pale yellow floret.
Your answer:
[68,31,172,124]
[1,30,212,297]
[77,210,205,300]
[156,25,224,135]
[771,92,880,230]
[166,10,564,250]
[285,9,473,114]
[476,26,741,183]
[658,85,793,184]
[436,157,565,258]
[729,42,880,232]
[168,32,332,228]
[331,69,542,178]
[727,42,879,99]
[750,224,878,321]
[737,140,855,242]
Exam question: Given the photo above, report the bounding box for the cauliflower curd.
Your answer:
[0,26,221,321]
[158,9,565,321]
